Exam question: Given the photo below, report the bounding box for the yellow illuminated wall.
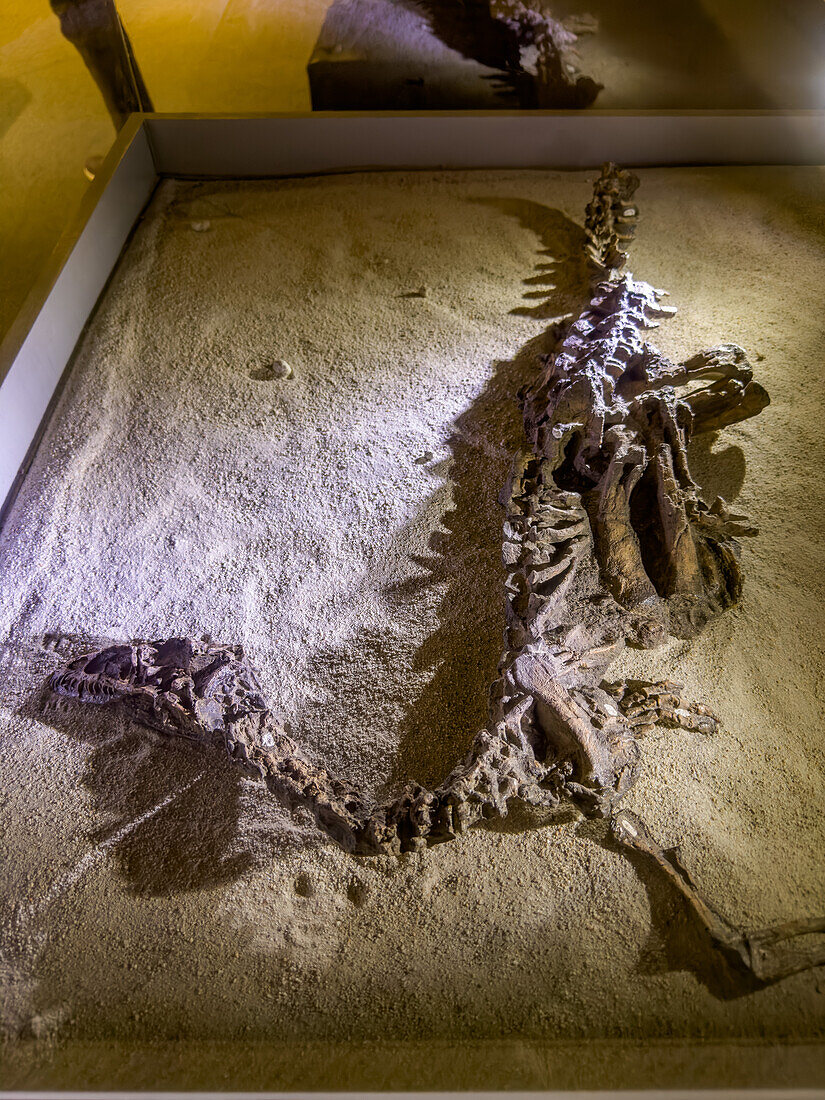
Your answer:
[0,0,330,347]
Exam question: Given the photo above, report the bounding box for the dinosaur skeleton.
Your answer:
[48,164,825,985]
[493,0,602,108]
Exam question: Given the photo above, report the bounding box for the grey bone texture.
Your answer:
[47,165,824,985]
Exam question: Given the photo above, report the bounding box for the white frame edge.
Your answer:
[0,116,157,520]
[145,109,825,176]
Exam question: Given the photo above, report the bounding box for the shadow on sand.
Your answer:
[20,642,253,897]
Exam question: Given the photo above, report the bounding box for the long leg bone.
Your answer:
[612,810,825,984]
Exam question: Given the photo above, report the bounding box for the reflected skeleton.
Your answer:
[492,0,601,107]
[48,165,825,985]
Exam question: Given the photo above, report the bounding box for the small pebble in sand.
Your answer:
[250,359,293,381]
[191,220,211,232]
[28,1015,53,1040]
[294,872,314,898]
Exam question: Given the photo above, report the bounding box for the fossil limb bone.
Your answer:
[612,810,825,983]
[47,164,824,985]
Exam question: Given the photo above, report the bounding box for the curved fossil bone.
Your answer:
[47,164,824,985]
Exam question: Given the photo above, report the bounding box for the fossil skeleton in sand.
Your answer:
[48,164,825,985]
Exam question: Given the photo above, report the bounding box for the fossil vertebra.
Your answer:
[48,164,825,985]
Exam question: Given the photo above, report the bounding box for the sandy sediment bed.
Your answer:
[1,166,824,1087]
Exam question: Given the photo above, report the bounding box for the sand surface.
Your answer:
[1,165,824,1087]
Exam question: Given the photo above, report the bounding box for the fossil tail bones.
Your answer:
[48,164,824,985]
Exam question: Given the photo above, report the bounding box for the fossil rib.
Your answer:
[48,164,825,984]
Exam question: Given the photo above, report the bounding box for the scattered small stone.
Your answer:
[28,1015,52,1040]
[414,450,434,465]
[191,220,211,232]
[250,359,292,381]
[294,872,314,898]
